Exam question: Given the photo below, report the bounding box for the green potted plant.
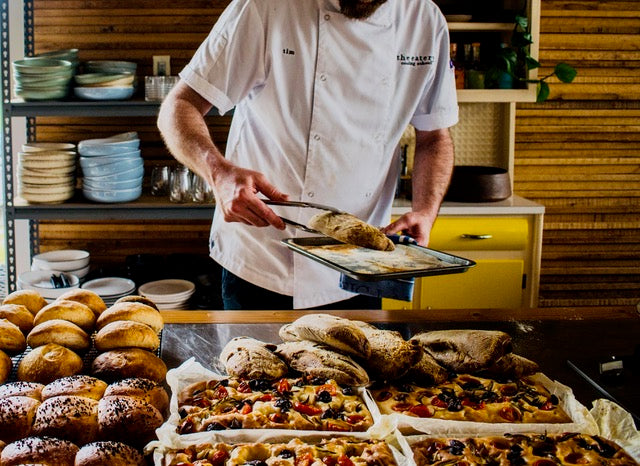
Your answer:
[488,15,577,102]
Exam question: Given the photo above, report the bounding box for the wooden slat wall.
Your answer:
[30,0,640,308]
[514,0,640,307]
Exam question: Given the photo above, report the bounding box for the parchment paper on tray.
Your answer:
[386,373,598,437]
[590,398,640,462]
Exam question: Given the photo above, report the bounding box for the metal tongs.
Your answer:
[263,200,345,233]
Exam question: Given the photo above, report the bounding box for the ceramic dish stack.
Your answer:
[12,57,76,101]
[30,249,91,280]
[75,60,137,101]
[138,279,196,310]
[80,276,137,306]
[78,132,143,203]
[17,270,80,302]
[18,142,77,204]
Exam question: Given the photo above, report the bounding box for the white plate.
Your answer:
[81,277,136,297]
[138,279,195,300]
[18,270,80,298]
[32,249,89,271]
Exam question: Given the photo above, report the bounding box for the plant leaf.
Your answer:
[525,56,541,70]
[515,15,528,30]
[537,81,550,102]
[554,63,578,83]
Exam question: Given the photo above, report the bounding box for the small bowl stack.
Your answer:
[79,132,143,203]
[18,142,77,204]
[17,270,81,301]
[12,57,75,101]
[75,60,137,101]
[81,277,137,306]
[138,279,196,310]
[31,249,91,280]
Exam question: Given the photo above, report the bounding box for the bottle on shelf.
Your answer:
[465,42,485,89]
[450,43,465,89]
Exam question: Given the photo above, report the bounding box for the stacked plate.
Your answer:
[18,142,77,204]
[78,132,143,203]
[75,60,137,101]
[18,270,80,301]
[12,57,76,101]
[138,279,196,310]
[81,277,136,306]
[31,249,91,280]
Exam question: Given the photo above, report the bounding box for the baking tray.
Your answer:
[282,237,475,281]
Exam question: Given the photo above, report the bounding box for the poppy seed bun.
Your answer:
[27,319,91,352]
[97,302,164,333]
[0,436,79,466]
[55,289,107,317]
[94,320,160,352]
[0,350,11,385]
[75,441,146,466]
[103,377,169,416]
[0,396,40,442]
[41,375,107,401]
[0,304,34,334]
[17,343,83,384]
[34,300,96,333]
[33,395,99,446]
[2,290,47,316]
[0,319,27,355]
[114,294,159,310]
[97,395,163,447]
[91,348,167,383]
[0,381,44,400]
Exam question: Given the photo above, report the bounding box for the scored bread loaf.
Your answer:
[91,347,167,383]
[103,377,169,417]
[219,336,288,380]
[75,440,146,466]
[33,395,99,446]
[0,381,44,400]
[308,211,395,251]
[0,350,11,385]
[0,436,79,466]
[96,301,164,332]
[404,348,450,386]
[98,395,164,447]
[0,319,27,355]
[55,289,107,317]
[0,396,40,443]
[17,343,83,384]
[479,353,540,379]
[94,320,160,352]
[41,375,108,401]
[2,289,47,316]
[34,299,96,333]
[114,294,159,311]
[27,319,91,352]
[0,304,34,334]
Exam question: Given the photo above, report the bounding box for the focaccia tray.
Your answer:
[282,237,475,281]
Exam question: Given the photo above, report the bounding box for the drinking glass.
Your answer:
[169,165,191,202]
[190,172,214,203]
[150,165,170,196]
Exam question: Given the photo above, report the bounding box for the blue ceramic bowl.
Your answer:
[81,157,142,177]
[78,132,139,156]
[74,86,134,101]
[79,151,141,168]
[83,165,145,182]
[82,185,142,203]
[83,176,143,191]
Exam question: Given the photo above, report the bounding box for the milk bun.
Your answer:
[0,304,34,334]
[2,289,47,316]
[42,375,107,401]
[0,436,79,466]
[55,288,107,317]
[33,395,99,446]
[98,395,163,447]
[27,319,91,352]
[115,294,159,310]
[91,347,167,383]
[104,377,169,416]
[0,381,44,400]
[94,320,160,352]
[0,350,11,385]
[97,301,164,332]
[0,396,40,442]
[75,440,146,466]
[0,319,27,355]
[17,343,83,384]
[34,299,96,333]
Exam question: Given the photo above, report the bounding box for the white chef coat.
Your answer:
[179,0,459,308]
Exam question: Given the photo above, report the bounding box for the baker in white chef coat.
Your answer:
[158,0,459,310]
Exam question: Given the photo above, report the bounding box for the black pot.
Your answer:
[445,165,512,202]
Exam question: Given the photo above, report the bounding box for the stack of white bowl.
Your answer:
[30,249,91,280]
[12,56,76,101]
[78,132,143,203]
[18,142,77,204]
[81,277,136,306]
[75,60,137,101]
[18,270,80,302]
[138,279,196,310]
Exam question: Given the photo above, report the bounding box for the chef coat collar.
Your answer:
[323,0,392,26]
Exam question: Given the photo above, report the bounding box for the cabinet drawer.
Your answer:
[430,217,528,251]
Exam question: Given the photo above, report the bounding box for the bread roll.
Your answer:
[42,375,107,401]
[0,350,11,385]
[96,301,164,332]
[220,336,288,380]
[2,290,47,316]
[34,299,96,333]
[75,441,146,466]
[114,294,159,310]
[103,377,169,417]
[33,395,99,446]
[94,320,160,352]
[17,343,83,384]
[98,395,163,447]
[91,348,167,383]
[55,289,106,317]
[0,319,27,355]
[0,436,79,466]
[0,304,34,334]
[308,211,395,251]
[27,319,91,352]
[0,381,44,400]
[0,396,40,442]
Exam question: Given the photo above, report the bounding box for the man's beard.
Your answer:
[339,0,387,19]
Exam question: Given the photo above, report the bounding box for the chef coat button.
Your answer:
[365,192,372,198]
[308,192,315,198]
[324,14,330,20]
[314,134,320,141]
[320,74,327,82]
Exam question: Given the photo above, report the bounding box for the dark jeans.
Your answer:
[221,268,381,310]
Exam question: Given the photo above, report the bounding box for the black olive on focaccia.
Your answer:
[308,212,395,251]
[219,336,288,380]
[275,341,369,386]
[411,329,513,373]
[478,353,539,379]
[279,314,371,359]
